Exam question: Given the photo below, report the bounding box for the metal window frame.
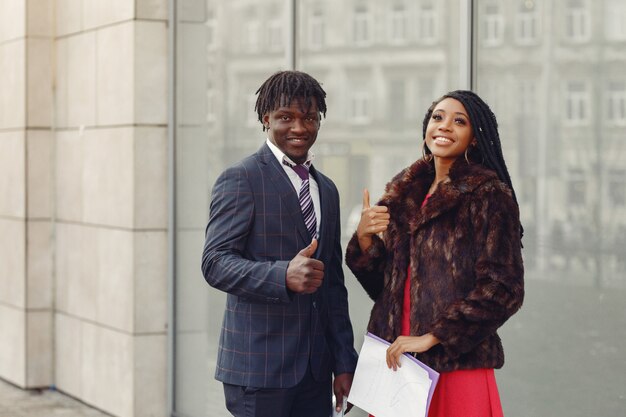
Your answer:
[460,0,475,90]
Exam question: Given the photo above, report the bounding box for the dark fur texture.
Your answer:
[346,159,524,372]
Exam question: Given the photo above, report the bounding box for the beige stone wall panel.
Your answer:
[26,0,54,37]
[25,310,53,386]
[55,223,97,321]
[82,127,135,228]
[66,32,97,127]
[0,0,170,410]
[133,335,167,417]
[26,220,53,309]
[80,322,133,417]
[0,131,26,217]
[0,40,26,129]
[26,39,53,127]
[83,0,134,31]
[55,130,84,222]
[54,37,69,127]
[95,227,134,332]
[135,21,167,125]
[134,231,167,334]
[0,305,26,386]
[134,127,168,229]
[0,219,26,308]
[136,0,168,21]
[96,23,134,126]
[55,313,82,397]
[56,0,83,37]
[0,0,26,42]
[26,130,53,219]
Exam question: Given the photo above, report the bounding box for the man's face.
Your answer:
[263,97,320,164]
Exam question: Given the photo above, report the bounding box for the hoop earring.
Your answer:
[422,142,433,162]
[465,148,470,164]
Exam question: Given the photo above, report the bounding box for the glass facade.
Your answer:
[173,1,626,416]
[474,1,626,416]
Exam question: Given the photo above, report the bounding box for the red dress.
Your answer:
[370,195,504,417]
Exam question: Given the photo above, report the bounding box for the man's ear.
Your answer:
[262,113,270,126]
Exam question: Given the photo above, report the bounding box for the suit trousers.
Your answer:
[223,364,332,417]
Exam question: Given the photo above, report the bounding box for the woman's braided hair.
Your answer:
[255,70,327,131]
[422,89,523,241]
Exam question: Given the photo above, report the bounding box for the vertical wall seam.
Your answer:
[23,0,30,387]
[166,0,177,415]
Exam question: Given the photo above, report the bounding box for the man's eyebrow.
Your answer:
[275,108,317,115]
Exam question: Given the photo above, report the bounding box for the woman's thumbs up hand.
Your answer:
[356,189,390,252]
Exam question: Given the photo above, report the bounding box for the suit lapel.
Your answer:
[257,144,311,244]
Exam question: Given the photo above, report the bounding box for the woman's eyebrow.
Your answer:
[433,109,469,118]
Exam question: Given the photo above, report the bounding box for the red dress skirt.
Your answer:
[370,194,504,417]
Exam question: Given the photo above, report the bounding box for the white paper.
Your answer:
[348,334,434,417]
[332,396,347,417]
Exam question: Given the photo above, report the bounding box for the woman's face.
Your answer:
[424,98,475,164]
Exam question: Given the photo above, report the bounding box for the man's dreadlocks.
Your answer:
[255,71,327,131]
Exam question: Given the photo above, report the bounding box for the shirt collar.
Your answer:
[266,138,314,168]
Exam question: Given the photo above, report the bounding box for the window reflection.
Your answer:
[565,0,590,42]
[515,0,540,44]
[174,1,626,416]
[564,80,590,125]
[476,1,626,416]
[308,9,325,49]
[353,4,372,46]
[418,0,438,43]
[607,81,626,125]
[482,1,505,46]
[605,0,626,41]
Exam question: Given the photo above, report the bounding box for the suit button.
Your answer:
[312,301,317,309]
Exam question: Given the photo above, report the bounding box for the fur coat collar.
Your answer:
[379,158,501,233]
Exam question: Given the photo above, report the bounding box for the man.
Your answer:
[201,70,358,417]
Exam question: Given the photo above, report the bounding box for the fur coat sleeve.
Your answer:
[345,233,386,300]
[429,180,524,359]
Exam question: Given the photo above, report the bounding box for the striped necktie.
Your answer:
[288,164,317,239]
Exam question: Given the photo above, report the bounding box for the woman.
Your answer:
[346,90,524,417]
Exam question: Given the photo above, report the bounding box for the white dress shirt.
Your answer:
[266,139,321,237]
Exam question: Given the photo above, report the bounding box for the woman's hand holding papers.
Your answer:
[386,333,440,371]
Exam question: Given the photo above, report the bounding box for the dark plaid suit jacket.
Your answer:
[201,144,358,389]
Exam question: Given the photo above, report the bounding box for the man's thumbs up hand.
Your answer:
[287,239,325,294]
[297,238,318,258]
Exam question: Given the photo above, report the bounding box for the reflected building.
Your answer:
[475,0,626,288]
[192,0,626,288]
[197,0,461,232]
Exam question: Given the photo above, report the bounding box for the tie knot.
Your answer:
[290,164,309,181]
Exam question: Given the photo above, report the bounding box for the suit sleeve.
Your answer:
[325,190,358,375]
[201,166,292,304]
[345,232,387,301]
[430,184,524,358]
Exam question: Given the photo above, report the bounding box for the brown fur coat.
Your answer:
[346,159,524,372]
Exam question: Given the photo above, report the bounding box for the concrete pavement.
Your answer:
[0,378,109,417]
